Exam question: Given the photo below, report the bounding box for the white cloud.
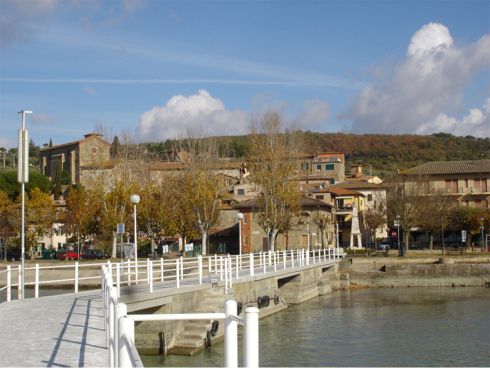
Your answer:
[346,23,490,137]
[416,98,490,137]
[295,100,330,130]
[137,90,249,141]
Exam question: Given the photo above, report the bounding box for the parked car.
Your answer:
[56,249,80,261]
[378,238,396,250]
[82,248,108,259]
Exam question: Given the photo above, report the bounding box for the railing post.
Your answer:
[35,263,40,298]
[6,265,11,302]
[268,250,272,266]
[17,265,21,300]
[220,256,224,281]
[109,288,117,368]
[74,261,79,294]
[176,259,180,288]
[146,259,150,284]
[291,250,295,268]
[116,263,121,298]
[283,250,286,270]
[273,251,277,272]
[198,255,203,285]
[127,259,131,286]
[208,255,212,276]
[180,256,184,280]
[224,258,229,294]
[224,300,238,368]
[258,251,262,269]
[118,315,134,368]
[214,254,218,275]
[135,259,139,284]
[243,307,259,368]
[249,253,254,277]
[160,258,164,282]
[149,260,153,293]
[262,252,266,274]
[235,255,239,280]
[115,303,127,368]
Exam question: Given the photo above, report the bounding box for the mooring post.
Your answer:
[243,307,259,368]
[224,300,238,368]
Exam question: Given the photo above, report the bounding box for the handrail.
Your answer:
[1,248,344,303]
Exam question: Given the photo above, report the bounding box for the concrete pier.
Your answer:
[0,290,108,367]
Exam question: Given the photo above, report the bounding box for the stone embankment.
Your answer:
[341,255,490,288]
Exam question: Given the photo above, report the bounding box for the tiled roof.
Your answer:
[234,196,332,209]
[401,160,490,175]
[325,186,362,196]
[333,182,386,190]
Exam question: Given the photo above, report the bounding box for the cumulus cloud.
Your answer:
[416,98,490,137]
[345,22,490,137]
[137,90,249,141]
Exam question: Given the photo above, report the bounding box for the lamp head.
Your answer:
[130,194,140,204]
[237,213,244,220]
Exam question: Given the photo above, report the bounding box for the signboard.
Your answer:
[185,243,194,252]
[394,220,400,227]
[116,223,125,235]
[461,230,467,243]
[162,245,169,254]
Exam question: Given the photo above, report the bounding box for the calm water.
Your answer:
[142,287,490,367]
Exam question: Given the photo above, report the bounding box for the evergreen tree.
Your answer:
[111,136,121,157]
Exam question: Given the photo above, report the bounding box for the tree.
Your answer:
[384,174,427,255]
[63,186,94,250]
[0,191,19,260]
[247,112,302,251]
[363,203,386,249]
[312,206,333,249]
[111,136,121,158]
[0,170,51,200]
[23,188,56,258]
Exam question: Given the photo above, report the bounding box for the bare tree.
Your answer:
[247,112,302,251]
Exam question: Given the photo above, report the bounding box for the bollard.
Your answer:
[224,300,238,368]
[118,315,134,368]
[35,263,40,298]
[243,307,259,368]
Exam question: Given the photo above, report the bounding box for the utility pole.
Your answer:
[18,109,32,300]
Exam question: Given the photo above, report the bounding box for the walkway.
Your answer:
[0,290,107,367]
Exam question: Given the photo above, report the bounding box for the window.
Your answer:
[325,163,334,171]
[445,179,458,193]
[473,178,487,192]
[316,164,322,171]
[237,189,245,196]
[367,194,373,201]
[301,162,310,170]
[316,195,324,200]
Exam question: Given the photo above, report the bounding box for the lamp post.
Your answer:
[237,213,244,258]
[480,218,485,252]
[18,109,32,300]
[130,194,140,272]
[395,215,401,257]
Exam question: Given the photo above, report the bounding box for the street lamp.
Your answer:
[480,218,485,252]
[395,215,401,257]
[237,212,244,258]
[18,109,32,300]
[130,194,140,281]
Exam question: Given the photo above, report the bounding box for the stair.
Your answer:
[168,288,226,356]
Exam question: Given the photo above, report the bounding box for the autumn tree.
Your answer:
[311,206,333,249]
[63,185,95,249]
[24,188,56,258]
[247,112,302,251]
[362,203,386,249]
[0,191,19,260]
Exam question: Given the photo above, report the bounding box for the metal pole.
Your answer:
[243,307,259,368]
[133,204,138,284]
[239,218,242,260]
[224,300,238,368]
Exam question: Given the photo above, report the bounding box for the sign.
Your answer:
[162,245,169,254]
[185,243,194,252]
[116,223,125,235]
[461,230,467,243]
[394,220,400,227]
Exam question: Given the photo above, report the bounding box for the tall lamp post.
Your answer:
[237,213,244,258]
[130,194,140,280]
[18,110,32,300]
[395,215,401,257]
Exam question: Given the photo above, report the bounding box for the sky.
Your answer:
[0,0,489,149]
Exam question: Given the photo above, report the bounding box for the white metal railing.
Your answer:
[1,248,344,303]
[102,264,259,368]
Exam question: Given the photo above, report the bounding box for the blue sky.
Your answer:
[1,0,489,148]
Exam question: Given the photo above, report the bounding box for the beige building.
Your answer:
[400,160,490,209]
[40,133,111,186]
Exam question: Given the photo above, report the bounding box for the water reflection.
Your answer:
[142,287,490,367]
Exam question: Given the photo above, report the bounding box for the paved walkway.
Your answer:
[0,290,108,367]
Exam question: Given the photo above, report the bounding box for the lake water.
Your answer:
[141,287,490,367]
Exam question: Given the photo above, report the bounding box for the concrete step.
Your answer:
[173,337,205,349]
